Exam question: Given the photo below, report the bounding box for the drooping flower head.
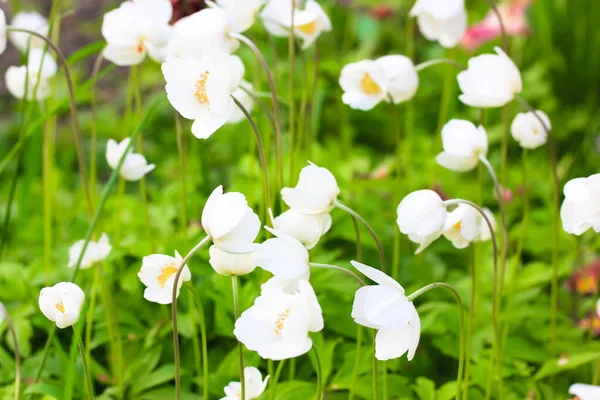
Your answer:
[436,119,488,172]
[9,11,49,52]
[0,10,6,56]
[409,0,467,48]
[39,282,85,329]
[397,190,448,253]
[105,138,155,181]
[68,233,112,269]
[442,204,481,248]
[273,209,331,250]
[138,251,190,304]
[208,0,266,33]
[220,366,269,400]
[253,228,310,282]
[569,384,600,400]
[282,163,339,215]
[209,245,258,276]
[476,207,496,242]
[376,55,419,104]
[511,110,551,150]
[5,48,57,100]
[560,174,600,236]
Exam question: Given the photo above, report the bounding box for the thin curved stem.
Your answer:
[349,325,363,400]
[171,235,212,400]
[239,84,277,129]
[270,359,287,400]
[232,276,246,400]
[351,216,363,263]
[75,329,94,400]
[174,112,189,240]
[415,58,466,72]
[463,246,476,398]
[288,2,296,186]
[407,282,465,400]
[334,200,387,273]
[309,262,366,286]
[372,330,378,400]
[311,346,323,400]
[184,283,209,400]
[90,49,104,203]
[1,306,21,400]
[483,0,509,52]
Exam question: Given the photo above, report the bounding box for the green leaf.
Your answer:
[534,352,600,380]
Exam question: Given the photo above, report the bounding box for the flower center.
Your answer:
[532,128,538,135]
[157,263,179,288]
[136,38,145,54]
[195,71,210,105]
[360,73,381,95]
[55,302,65,314]
[274,308,291,335]
[453,221,462,231]
[296,20,318,35]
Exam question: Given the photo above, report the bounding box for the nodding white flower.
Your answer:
[234,279,323,360]
[39,282,85,329]
[105,138,155,181]
[560,174,600,236]
[9,11,49,52]
[0,302,5,324]
[476,207,496,242]
[457,47,522,108]
[101,0,173,66]
[209,245,257,276]
[68,233,112,269]
[220,366,269,400]
[339,60,388,111]
[351,261,420,361]
[254,228,310,281]
[229,81,255,124]
[273,209,331,250]
[409,0,467,48]
[138,251,190,304]
[282,163,340,215]
[208,0,266,33]
[397,190,448,254]
[202,186,260,253]
[261,0,332,50]
[0,10,6,56]
[5,48,57,100]
[569,384,600,400]
[376,55,419,104]
[436,119,488,172]
[162,47,244,139]
[511,110,551,149]
[442,204,481,249]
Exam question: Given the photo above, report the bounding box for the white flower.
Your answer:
[436,119,488,172]
[169,8,239,55]
[105,138,155,181]
[0,10,6,56]
[376,55,419,104]
[511,110,551,149]
[68,233,112,269]
[254,228,310,281]
[201,186,260,253]
[234,279,323,360]
[9,11,49,52]
[457,47,522,108]
[39,282,85,329]
[102,0,173,66]
[351,261,420,361]
[138,251,190,304]
[397,190,447,254]
[442,204,481,249]
[5,48,57,100]
[282,163,339,215]
[162,47,244,139]
[209,245,257,276]
[273,209,331,250]
[476,207,496,242]
[0,302,5,325]
[261,0,331,50]
[220,366,269,400]
[569,384,600,400]
[339,60,388,111]
[229,81,255,124]
[409,0,467,48]
[560,174,600,235]
[208,0,266,33]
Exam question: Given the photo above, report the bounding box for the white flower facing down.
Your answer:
[208,0,266,33]
[39,282,85,329]
[5,48,57,100]
[261,0,332,50]
[569,384,600,400]
[377,55,419,104]
[0,10,6,56]
[442,204,481,249]
[511,110,551,150]
[0,302,5,325]
[409,0,467,48]
[68,233,112,269]
[138,251,190,304]
[234,279,323,360]
[436,119,488,172]
[202,186,260,253]
[476,207,496,242]
[397,190,448,253]
[209,245,258,276]
[220,366,269,400]
[273,209,332,250]
[162,47,244,139]
[560,174,600,236]
[351,261,420,361]
[105,138,155,181]
[228,81,255,124]
[9,11,49,52]
[254,228,310,281]
[282,163,340,215]
[102,0,173,66]
[457,47,522,108]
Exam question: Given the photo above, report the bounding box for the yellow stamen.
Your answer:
[532,128,538,135]
[274,308,291,335]
[360,73,381,95]
[195,71,210,105]
[296,20,318,35]
[454,221,462,231]
[157,263,179,288]
[55,302,65,314]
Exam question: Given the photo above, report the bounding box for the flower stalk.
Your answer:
[1,305,21,400]
[232,275,246,400]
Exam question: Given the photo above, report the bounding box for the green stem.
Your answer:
[174,112,189,241]
[311,346,323,400]
[382,360,388,400]
[352,216,363,263]
[307,44,319,160]
[463,246,476,399]
[1,306,21,400]
[372,331,378,400]
[415,58,466,72]
[184,283,210,400]
[296,50,308,168]
[483,0,509,52]
[271,359,287,400]
[232,276,246,400]
[75,328,94,400]
[309,263,366,286]
[288,2,296,186]
[90,50,104,204]
[84,267,99,392]
[349,325,363,400]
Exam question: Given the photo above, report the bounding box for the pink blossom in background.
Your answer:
[461,0,532,51]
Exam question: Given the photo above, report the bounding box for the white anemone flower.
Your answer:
[476,207,496,242]
[39,282,85,329]
[442,204,481,249]
[457,47,522,108]
[273,209,331,250]
[138,251,190,304]
[376,55,419,104]
[220,366,269,400]
[209,245,258,276]
[170,8,240,55]
[339,60,388,111]
[351,261,420,361]
[282,163,340,215]
[511,110,551,150]
[9,11,49,52]
[208,0,266,33]
[569,384,600,400]
[0,10,6,56]
[409,0,467,48]
[560,174,600,235]
[105,138,155,181]
[436,119,488,172]
[201,186,261,253]
[68,233,112,269]
[254,228,310,281]
[234,279,323,360]
[397,190,448,253]
[162,47,244,139]
[5,48,57,100]
[229,81,255,124]
[101,0,173,66]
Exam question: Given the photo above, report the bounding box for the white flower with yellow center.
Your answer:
[511,110,551,150]
[68,233,112,269]
[9,11,49,52]
[442,204,481,249]
[436,119,488,172]
[138,251,190,304]
[162,47,244,139]
[39,282,85,329]
[339,60,389,111]
[5,48,57,100]
[105,138,155,181]
[220,366,269,400]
